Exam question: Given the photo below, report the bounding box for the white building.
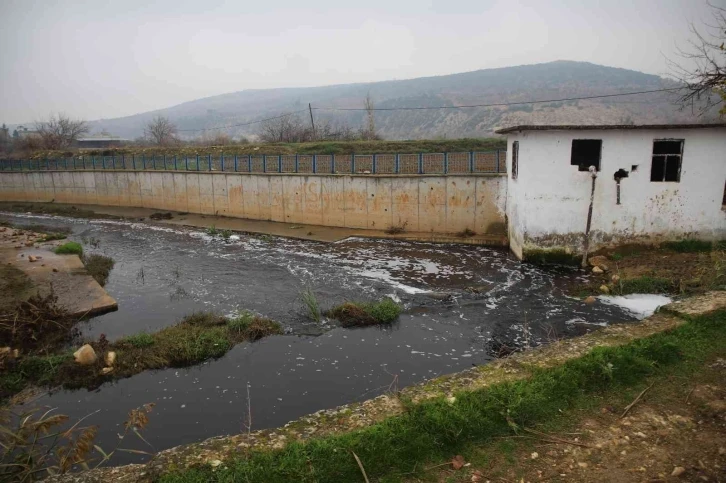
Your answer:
[495,124,726,261]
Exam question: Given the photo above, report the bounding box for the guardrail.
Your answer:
[0,150,506,175]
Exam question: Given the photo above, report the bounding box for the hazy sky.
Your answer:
[0,0,720,124]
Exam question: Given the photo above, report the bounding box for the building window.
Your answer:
[512,141,519,180]
[570,139,602,171]
[650,140,683,182]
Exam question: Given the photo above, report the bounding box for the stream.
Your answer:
[2,212,636,465]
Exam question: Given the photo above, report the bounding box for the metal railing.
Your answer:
[0,150,506,175]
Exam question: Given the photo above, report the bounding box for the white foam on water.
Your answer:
[597,294,672,320]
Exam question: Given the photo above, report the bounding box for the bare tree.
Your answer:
[258,115,313,143]
[144,115,178,145]
[361,92,378,140]
[35,114,89,149]
[669,2,726,115]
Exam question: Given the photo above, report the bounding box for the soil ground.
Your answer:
[418,350,726,483]
[573,243,725,297]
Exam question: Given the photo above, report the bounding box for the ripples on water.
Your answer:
[2,213,634,464]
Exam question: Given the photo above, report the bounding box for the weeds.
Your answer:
[300,287,321,323]
[158,310,726,483]
[614,276,673,295]
[662,239,715,253]
[54,242,83,256]
[327,298,401,327]
[0,292,77,355]
[385,221,408,235]
[221,230,233,241]
[206,225,219,237]
[228,312,254,333]
[0,403,155,481]
[122,332,154,348]
[457,228,476,238]
[82,254,115,286]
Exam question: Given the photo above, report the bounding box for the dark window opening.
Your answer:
[512,141,519,180]
[570,139,602,171]
[722,181,726,207]
[650,140,683,182]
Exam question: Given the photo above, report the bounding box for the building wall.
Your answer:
[505,127,726,257]
[0,171,507,235]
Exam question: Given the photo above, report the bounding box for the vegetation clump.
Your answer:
[661,239,718,253]
[54,241,83,255]
[82,254,115,286]
[327,298,401,327]
[300,287,321,322]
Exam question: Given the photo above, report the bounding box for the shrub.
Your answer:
[82,254,115,286]
[366,298,401,324]
[327,298,402,327]
[53,242,83,255]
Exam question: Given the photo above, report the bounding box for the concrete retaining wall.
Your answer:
[0,171,507,234]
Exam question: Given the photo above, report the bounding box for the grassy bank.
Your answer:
[326,298,401,327]
[157,308,726,483]
[0,311,282,400]
[574,241,726,296]
[15,138,505,160]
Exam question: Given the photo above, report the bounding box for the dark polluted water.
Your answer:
[2,213,634,465]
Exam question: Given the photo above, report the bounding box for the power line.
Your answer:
[312,87,682,112]
[177,109,309,132]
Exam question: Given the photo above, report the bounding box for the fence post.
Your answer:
[351,155,356,174]
[418,153,423,174]
[295,154,299,173]
[444,152,449,174]
[263,155,267,173]
[247,155,252,173]
[208,155,212,171]
[233,155,237,172]
[112,155,116,169]
[496,149,501,172]
[72,158,76,170]
[278,155,282,173]
[122,154,126,169]
[331,154,335,173]
[173,155,177,170]
[372,154,377,174]
[220,154,225,171]
[162,155,166,170]
[395,154,400,174]
[185,156,188,171]
[92,156,96,170]
[469,151,474,173]
[312,154,317,174]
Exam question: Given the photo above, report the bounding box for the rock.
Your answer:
[588,255,610,271]
[592,266,604,274]
[671,467,686,477]
[28,255,38,262]
[52,268,58,272]
[531,452,539,460]
[73,344,97,365]
[24,241,34,247]
[599,285,610,294]
[584,296,597,304]
[104,351,116,366]
[100,367,114,375]
[611,274,621,283]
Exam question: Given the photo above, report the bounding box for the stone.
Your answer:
[584,296,597,304]
[52,268,58,272]
[28,255,38,262]
[671,467,686,477]
[100,367,114,375]
[599,285,610,294]
[105,351,116,366]
[588,255,609,271]
[592,266,604,274]
[24,241,34,247]
[611,274,621,283]
[73,344,97,365]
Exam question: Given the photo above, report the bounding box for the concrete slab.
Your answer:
[0,227,117,318]
[662,291,726,317]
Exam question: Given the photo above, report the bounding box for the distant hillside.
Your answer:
[86,61,718,140]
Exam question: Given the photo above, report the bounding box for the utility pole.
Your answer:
[308,103,316,141]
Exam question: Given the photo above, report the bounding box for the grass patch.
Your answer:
[0,311,283,400]
[54,241,83,255]
[300,287,321,323]
[661,239,715,253]
[82,254,115,286]
[122,332,154,348]
[327,298,401,327]
[206,225,219,236]
[615,276,674,295]
[158,310,726,483]
[523,248,580,266]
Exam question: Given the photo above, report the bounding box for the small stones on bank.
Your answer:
[612,274,621,283]
[105,351,116,366]
[592,266,604,274]
[671,466,686,477]
[584,296,597,304]
[599,285,610,294]
[100,367,114,375]
[73,344,97,365]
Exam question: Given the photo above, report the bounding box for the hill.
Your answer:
[87,61,718,140]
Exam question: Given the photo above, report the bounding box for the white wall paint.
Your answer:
[505,127,726,257]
